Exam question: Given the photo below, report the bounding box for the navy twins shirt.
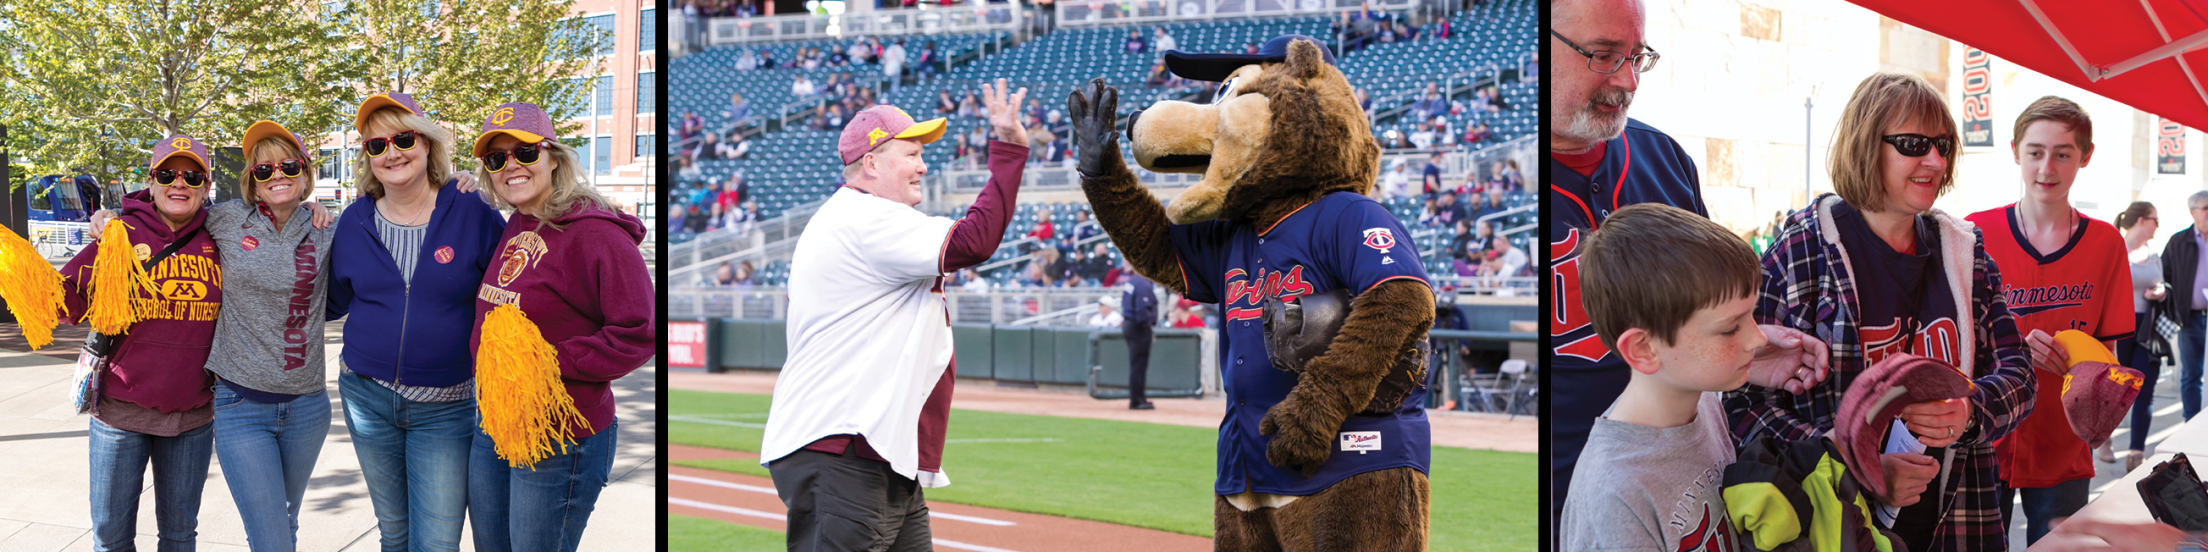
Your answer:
[1170,191,1432,496]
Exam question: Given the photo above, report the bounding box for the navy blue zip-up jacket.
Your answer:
[326,183,507,387]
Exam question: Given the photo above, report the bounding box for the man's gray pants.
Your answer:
[769,447,932,552]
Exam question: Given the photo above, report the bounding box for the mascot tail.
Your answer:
[84,219,156,336]
[0,226,66,350]
[477,303,589,470]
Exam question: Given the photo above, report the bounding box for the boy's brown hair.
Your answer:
[1828,72,1959,212]
[2011,95,2093,156]
[1582,204,1763,350]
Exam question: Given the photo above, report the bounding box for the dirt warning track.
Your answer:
[669,445,1212,551]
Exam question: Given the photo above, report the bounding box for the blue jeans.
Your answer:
[212,386,330,552]
[89,416,214,552]
[468,421,619,552]
[2001,478,2090,545]
[337,375,474,552]
[2122,315,2166,452]
[2181,314,2206,419]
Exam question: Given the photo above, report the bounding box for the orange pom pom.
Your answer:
[475,303,588,470]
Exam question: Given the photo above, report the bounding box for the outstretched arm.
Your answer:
[1070,78,1186,294]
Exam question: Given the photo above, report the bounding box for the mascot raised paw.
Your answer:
[1068,35,1434,551]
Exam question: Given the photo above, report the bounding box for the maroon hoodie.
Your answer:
[472,200,654,439]
[61,190,222,413]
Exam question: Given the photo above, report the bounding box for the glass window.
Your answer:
[639,8,656,52]
[637,72,655,113]
[596,136,613,175]
[636,134,655,157]
[597,76,614,116]
[589,14,616,56]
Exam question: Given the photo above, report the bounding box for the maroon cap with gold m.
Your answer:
[474,102,559,158]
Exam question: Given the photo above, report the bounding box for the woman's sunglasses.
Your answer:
[481,142,544,172]
[364,131,419,157]
[1882,134,1956,158]
[251,159,306,182]
[154,169,206,187]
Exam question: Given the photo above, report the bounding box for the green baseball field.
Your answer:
[668,389,1535,551]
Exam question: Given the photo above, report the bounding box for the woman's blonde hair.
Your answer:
[1829,73,1960,211]
[237,137,316,206]
[353,107,456,199]
[484,140,613,231]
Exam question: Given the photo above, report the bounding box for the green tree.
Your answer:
[0,0,607,185]
[0,0,362,184]
[345,0,604,164]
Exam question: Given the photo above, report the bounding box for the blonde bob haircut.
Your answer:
[1828,72,1960,212]
[483,139,614,231]
[353,107,457,200]
[238,137,316,206]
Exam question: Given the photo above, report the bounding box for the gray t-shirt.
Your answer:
[376,208,428,283]
[2134,252,2164,314]
[204,200,338,395]
[1560,393,1742,551]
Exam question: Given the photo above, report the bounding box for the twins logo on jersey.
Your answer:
[1548,228,1611,362]
[2001,281,2095,317]
[1221,265,1315,321]
[1862,317,1962,366]
[1672,503,1738,552]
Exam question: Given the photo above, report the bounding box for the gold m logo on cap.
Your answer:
[868,128,888,146]
[491,108,516,127]
[171,137,191,150]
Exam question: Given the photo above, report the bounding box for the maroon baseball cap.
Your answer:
[473,102,558,158]
[2063,361,2146,449]
[356,92,424,134]
[241,121,312,163]
[149,134,213,172]
[1834,354,1975,500]
[838,105,946,165]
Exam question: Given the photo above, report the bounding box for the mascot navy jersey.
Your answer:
[1547,118,1707,513]
[1170,191,1432,495]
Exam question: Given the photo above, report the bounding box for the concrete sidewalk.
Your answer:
[0,322,659,551]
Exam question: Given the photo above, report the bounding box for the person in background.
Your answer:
[1087,300,1122,328]
[2115,202,2171,473]
[1122,269,1159,410]
[2162,191,2208,422]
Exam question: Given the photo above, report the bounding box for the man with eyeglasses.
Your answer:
[2163,190,2208,424]
[1545,0,1826,534]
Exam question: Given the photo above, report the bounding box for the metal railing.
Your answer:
[707,3,1025,46]
[1054,0,1418,28]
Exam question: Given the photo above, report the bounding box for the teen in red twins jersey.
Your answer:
[1967,96,2133,546]
[467,102,656,552]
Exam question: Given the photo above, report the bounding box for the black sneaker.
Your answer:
[1130,401,1156,410]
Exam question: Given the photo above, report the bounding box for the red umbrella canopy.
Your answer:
[1849,0,2208,130]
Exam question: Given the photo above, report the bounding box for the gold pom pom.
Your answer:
[0,226,66,350]
[84,219,156,336]
[476,303,589,470]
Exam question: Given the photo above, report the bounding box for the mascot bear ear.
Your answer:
[1285,39,1327,81]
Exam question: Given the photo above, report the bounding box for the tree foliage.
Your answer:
[0,0,608,188]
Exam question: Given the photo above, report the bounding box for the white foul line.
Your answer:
[669,497,785,521]
[670,475,1018,526]
[933,539,1023,552]
[670,415,765,428]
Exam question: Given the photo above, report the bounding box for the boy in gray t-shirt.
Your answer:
[1557,204,1828,550]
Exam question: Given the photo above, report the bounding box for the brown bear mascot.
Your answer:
[1066,35,1434,550]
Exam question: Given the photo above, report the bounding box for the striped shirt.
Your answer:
[376,208,428,283]
[359,207,471,403]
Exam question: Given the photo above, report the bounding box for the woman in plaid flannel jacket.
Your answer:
[1724,73,2037,552]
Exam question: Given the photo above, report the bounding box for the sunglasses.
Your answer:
[250,159,307,182]
[1882,134,1956,158]
[364,131,418,157]
[154,169,206,188]
[481,142,545,172]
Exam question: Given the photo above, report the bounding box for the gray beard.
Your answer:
[1555,102,1628,145]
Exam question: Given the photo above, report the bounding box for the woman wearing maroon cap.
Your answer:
[65,134,225,551]
[325,92,507,552]
[466,102,654,552]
